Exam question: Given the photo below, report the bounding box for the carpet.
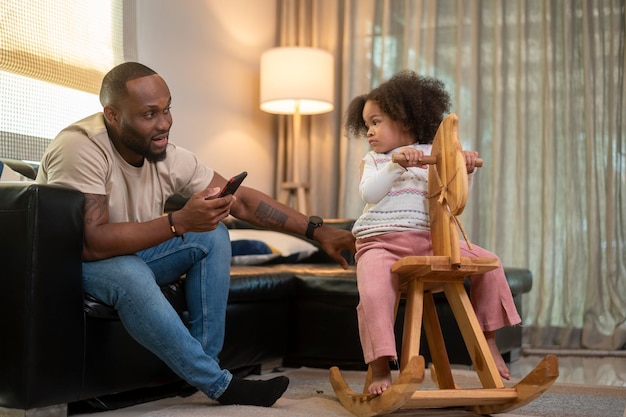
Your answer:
[134,367,626,417]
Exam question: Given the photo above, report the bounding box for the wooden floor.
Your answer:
[64,351,626,417]
[509,350,626,387]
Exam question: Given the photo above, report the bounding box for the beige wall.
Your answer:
[136,0,278,195]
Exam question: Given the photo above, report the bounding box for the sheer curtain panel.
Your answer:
[278,0,626,350]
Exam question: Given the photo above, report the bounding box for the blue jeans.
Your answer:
[82,223,233,399]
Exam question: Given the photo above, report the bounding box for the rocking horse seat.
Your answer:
[394,255,499,294]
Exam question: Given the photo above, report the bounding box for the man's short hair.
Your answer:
[99,62,158,106]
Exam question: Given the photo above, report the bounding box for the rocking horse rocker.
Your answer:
[330,113,558,416]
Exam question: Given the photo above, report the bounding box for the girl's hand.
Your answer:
[395,147,425,167]
[463,151,480,173]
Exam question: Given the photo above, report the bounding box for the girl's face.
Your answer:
[362,100,414,153]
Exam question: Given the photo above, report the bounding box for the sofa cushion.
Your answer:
[228,229,318,264]
[230,239,280,265]
[224,217,355,265]
[227,264,354,303]
[0,161,22,181]
[228,273,296,302]
[0,158,38,181]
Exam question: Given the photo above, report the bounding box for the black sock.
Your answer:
[217,375,289,407]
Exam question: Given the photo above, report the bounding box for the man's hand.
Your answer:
[220,180,356,269]
[173,186,236,235]
[315,226,356,269]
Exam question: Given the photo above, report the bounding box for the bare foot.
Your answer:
[368,357,392,395]
[485,330,510,380]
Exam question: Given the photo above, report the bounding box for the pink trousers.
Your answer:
[355,230,521,364]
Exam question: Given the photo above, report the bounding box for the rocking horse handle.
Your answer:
[392,154,483,167]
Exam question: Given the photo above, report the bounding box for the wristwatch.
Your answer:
[305,215,323,240]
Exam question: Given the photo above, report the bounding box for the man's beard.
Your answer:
[129,140,167,163]
[121,124,167,163]
[145,148,166,163]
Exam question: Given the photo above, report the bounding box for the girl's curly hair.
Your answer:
[344,71,451,145]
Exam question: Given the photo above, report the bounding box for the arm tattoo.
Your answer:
[255,200,288,229]
[84,194,107,225]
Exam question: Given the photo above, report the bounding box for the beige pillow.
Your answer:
[0,162,30,182]
[228,229,319,264]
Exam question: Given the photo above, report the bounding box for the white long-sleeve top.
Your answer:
[352,143,475,239]
[352,144,432,239]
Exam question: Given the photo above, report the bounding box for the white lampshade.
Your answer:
[260,47,334,115]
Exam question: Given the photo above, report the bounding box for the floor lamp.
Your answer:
[260,47,334,214]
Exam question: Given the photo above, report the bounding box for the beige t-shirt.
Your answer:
[36,113,214,224]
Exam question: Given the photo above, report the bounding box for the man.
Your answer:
[36,62,355,407]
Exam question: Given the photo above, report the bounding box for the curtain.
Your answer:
[278,0,626,350]
[273,0,345,216]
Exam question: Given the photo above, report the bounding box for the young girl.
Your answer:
[346,71,521,395]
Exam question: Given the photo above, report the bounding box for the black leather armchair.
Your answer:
[0,183,183,416]
[1,183,84,412]
[0,182,312,415]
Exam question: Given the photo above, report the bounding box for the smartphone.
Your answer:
[218,171,248,197]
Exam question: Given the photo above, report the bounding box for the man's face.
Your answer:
[108,74,173,165]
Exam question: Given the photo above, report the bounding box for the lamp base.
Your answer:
[279,181,310,215]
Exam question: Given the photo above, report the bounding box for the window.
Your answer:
[0,0,132,163]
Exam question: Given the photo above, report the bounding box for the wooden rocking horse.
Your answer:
[330,113,558,416]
